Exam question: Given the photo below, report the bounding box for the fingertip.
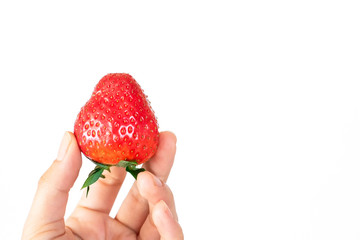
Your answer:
[143,131,177,182]
[153,200,173,222]
[136,171,148,187]
[56,132,72,161]
[40,131,82,191]
[152,200,184,240]
[137,171,163,198]
[66,131,80,152]
[161,131,177,145]
[63,131,82,169]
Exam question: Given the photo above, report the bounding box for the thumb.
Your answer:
[24,132,82,232]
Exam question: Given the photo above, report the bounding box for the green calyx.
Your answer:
[81,160,145,197]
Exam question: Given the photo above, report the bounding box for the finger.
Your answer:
[115,131,177,233]
[152,200,184,240]
[143,131,177,182]
[23,132,82,237]
[138,171,177,218]
[76,165,126,214]
[137,171,178,239]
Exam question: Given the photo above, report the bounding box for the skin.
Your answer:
[22,131,183,240]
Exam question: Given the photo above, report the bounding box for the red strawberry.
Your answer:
[74,73,159,195]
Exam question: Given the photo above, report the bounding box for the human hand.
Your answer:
[22,131,183,240]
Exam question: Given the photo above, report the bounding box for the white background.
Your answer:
[1,1,360,239]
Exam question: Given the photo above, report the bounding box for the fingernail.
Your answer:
[160,200,173,219]
[152,174,163,187]
[152,200,175,228]
[57,132,71,161]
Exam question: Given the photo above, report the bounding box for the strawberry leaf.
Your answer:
[82,160,145,197]
[81,164,110,197]
[126,166,145,179]
[116,160,145,179]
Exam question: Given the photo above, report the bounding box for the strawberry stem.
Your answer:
[82,160,145,197]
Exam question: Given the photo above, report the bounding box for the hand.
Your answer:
[22,131,183,240]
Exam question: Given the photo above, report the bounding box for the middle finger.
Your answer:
[77,165,127,214]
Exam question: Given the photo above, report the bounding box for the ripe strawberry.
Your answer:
[74,73,159,195]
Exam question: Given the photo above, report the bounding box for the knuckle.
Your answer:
[165,184,175,200]
[38,171,49,186]
[37,160,58,187]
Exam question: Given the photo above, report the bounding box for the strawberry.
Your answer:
[74,73,159,195]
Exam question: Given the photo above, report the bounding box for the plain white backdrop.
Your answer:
[1,0,360,239]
